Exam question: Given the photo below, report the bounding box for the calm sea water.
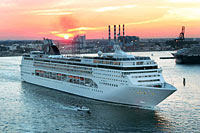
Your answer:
[0,51,200,132]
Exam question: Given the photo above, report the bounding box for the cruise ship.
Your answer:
[20,38,176,107]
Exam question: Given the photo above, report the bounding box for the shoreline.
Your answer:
[0,50,175,57]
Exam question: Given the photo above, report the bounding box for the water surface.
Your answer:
[0,52,200,132]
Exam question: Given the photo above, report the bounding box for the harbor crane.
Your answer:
[179,26,185,40]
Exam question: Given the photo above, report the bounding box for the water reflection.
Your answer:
[20,82,172,132]
[1,53,200,132]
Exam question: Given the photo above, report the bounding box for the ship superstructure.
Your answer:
[20,38,176,107]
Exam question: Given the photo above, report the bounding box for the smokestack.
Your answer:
[108,25,111,41]
[114,25,116,42]
[123,24,125,37]
[123,24,125,45]
[118,25,121,36]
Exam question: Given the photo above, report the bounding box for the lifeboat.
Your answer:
[75,76,79,79]
[80,77,84,81]
[57,73,62,76]
[40,71,44,73]
[68,75,73,78]
[36,70,40,73]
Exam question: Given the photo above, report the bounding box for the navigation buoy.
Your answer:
[183,78,186,86]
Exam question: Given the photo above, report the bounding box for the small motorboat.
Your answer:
[76,106,90,111]
[76,106,91,114]
[61,105,90,113]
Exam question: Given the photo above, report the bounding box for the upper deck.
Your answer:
[23,52,157,71]
[22,42,158,71]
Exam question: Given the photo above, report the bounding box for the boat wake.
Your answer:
[59,104,90,112]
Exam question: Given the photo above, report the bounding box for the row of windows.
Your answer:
[94,69,121,74]
[35,70,98,88]
[93,72,122,78]
[93,60,121,65]
[53,63,92,71]
[122,70,159,75]
[136,61,154,65]
[68,62,158,71]
[84,56,136,61]
[136,62,143,65]
[91,89,103,93]
[32,55,155,67]
[138,79,160,82]
[24,57,33,60]
[93,60,155,66]
[35,58,66,64]
[34,64,92,75]
[33,57,157,71]
[85,56,151,61]
[25,54,154,67]
[99,82,118,87]
[94,76,127,83]
[35,57,82,63]
[34,61,92,71]
[146,62,155,65]
[61,58,81,62]
[35,56,82,63]
[132,75,160,78]
[23,54,30,57]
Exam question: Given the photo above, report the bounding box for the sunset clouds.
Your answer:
[0,0,200,39]
[95,5,136,12]
[168,0,200,3]
[29,9,73,16]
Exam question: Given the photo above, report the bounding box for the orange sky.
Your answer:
[0,0,200,40]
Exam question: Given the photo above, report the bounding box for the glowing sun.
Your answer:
[64,34,69,39]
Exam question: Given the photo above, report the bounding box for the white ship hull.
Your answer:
[20,39,176,107]
[21,73,176,107]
